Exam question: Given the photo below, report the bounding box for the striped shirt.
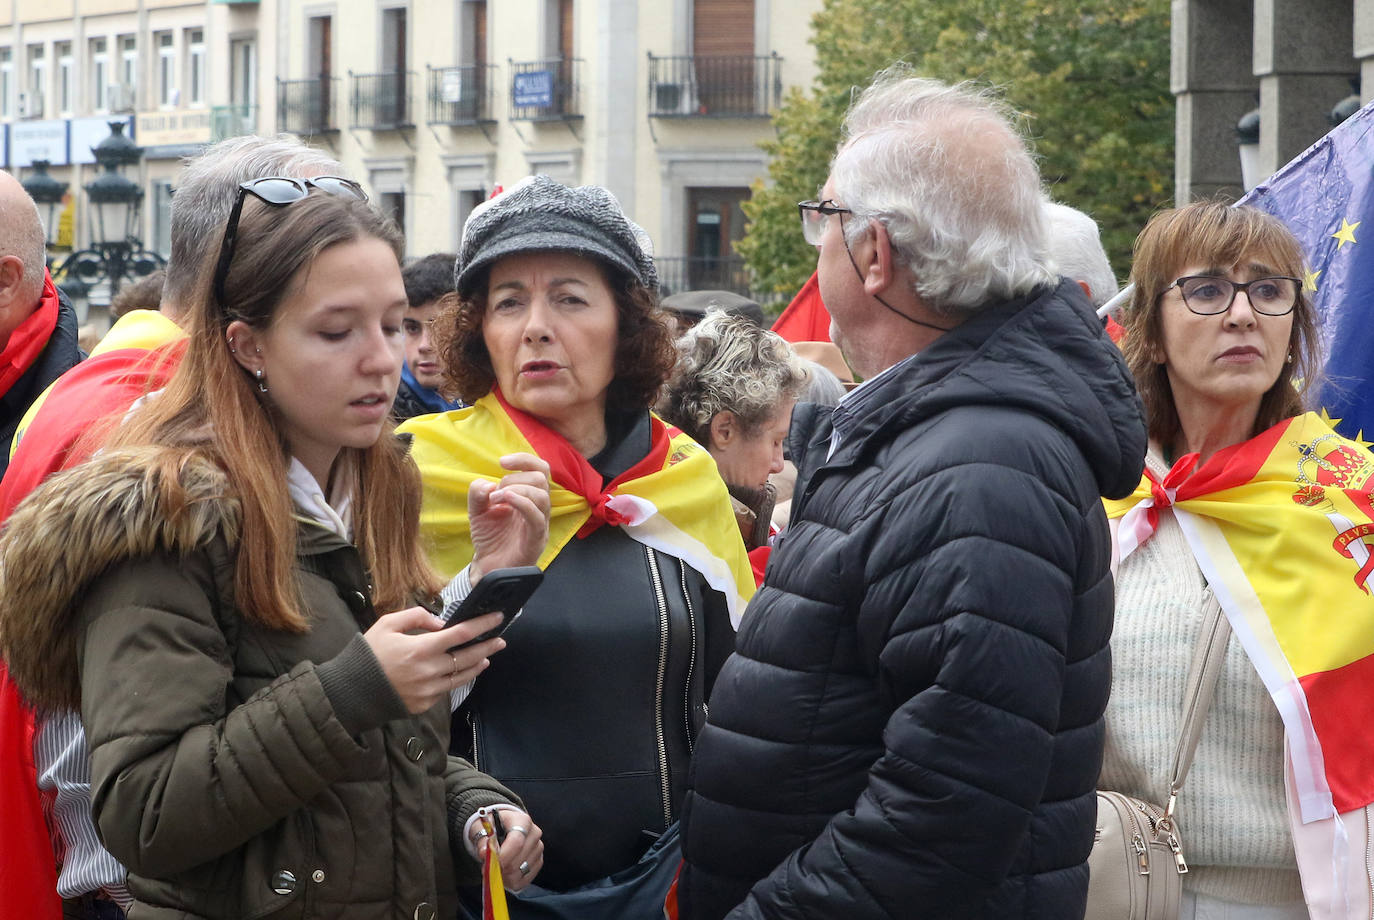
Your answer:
[34,710,131,906]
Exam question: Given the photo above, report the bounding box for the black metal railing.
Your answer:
[645,53,780,117]
[210,104,257,141]
[655,256,761,300]
[427,64,497,125]
[647,53,782,118]
[277,76,339,134]
[350,71,413,130]
[509,58,582,120]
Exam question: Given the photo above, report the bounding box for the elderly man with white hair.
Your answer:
[1044,199,1119,309]
[677,70,1148,920]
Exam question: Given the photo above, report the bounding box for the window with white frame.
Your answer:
[56,41,72,115]
[157,32,176,107]
[187,29,204,106]
[230,37,256,106]
[120,34,137,106]
[26,44,45,117]
[90,37,109,112]
[1,49,12,119]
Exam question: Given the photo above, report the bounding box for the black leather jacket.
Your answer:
[453,410,735,892]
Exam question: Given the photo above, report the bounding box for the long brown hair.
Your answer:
[1121,200,1322,451]
[99,191,439,631]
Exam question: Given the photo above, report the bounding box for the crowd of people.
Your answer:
[0,63,1370,920]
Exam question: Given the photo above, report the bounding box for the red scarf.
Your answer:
[494,388,671,537]
[0,272,60,395]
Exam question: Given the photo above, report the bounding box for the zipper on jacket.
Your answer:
[468,709,481,772]
[645,547,673,829]
[679,564,698,756]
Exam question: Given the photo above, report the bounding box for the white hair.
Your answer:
[658,311,810,446]
[831,69,1055,317]
[1043,200,1117,307]
[165,134,343,310]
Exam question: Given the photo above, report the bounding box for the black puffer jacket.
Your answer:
[679,280,1147,920]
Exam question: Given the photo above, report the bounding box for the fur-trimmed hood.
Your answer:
[0,446,239,711]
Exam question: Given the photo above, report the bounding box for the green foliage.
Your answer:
[740,0,1174,297]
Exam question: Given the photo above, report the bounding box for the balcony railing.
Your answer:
[277,76,339,135]
[509,58,582,120]
[647,53,782,118]
[350,71,413,130]
[655,256,758,299]
[210,104,258,142]
[427,64,497,125]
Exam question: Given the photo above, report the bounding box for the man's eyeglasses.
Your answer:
[212,176,368,307]
[798,200,852,246]
[1159,275,1301,316]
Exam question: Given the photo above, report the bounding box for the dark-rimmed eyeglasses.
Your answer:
[798,200,853,246]
[1159,275,1301,316]
[212,176,368,307]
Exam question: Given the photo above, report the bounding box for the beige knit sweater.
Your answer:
[1100,498,1304,906]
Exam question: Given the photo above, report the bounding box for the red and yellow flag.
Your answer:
[399,392,755,626]
[1106,412,1374,820]
[479,813,509,920]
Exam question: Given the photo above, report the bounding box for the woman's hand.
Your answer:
[469,808,545,892]
[469,452,552,586]
[362,607,505,714]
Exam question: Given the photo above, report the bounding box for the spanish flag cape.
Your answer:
[399,391,755,626]
[1106,412,1374,832]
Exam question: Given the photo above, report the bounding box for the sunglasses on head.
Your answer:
[212,176,368,307]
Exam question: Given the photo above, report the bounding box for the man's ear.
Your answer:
[862,221,900,298]
[225,320,264,375]
[0,255,28,310]
[709,410,739,451]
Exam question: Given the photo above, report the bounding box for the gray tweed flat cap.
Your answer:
[454,175,657,296]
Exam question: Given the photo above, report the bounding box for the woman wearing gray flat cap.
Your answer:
[397,176,755,912]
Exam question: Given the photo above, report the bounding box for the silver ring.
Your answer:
[506,825,530,837]
[518,861,530,877]
[472,828,490,840]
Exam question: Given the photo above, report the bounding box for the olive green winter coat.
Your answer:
[0,447,519,920]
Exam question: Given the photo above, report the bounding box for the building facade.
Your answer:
[0,0,821,307]
[1173,0,1367,202]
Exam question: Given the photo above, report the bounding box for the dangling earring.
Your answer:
[255,368,268,394]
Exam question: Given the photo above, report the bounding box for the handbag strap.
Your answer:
[1164,589,1231,815]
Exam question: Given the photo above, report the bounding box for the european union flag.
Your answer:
[1240,101,1374,448]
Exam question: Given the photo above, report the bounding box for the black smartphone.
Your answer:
[443,565,544,648]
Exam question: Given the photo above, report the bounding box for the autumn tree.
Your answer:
[739,0,1173,298]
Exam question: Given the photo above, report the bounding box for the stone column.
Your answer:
[1254,0,1355,177]
[1355,0,1374,103]
[1173,0,1259,203]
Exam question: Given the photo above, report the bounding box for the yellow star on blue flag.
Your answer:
[1242,104,1374,453]
[1332,218,1360,249]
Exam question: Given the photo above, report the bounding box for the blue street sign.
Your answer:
[513,71,554,108]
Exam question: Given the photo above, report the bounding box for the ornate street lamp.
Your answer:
[53,121,164,300]
[20,159,67,250]
[85,121,143,248]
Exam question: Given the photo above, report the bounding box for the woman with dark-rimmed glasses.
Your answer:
[1099,200,1374,918]
[0,178,552,919]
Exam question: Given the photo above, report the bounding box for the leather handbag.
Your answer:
[1085,594,1231,920]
